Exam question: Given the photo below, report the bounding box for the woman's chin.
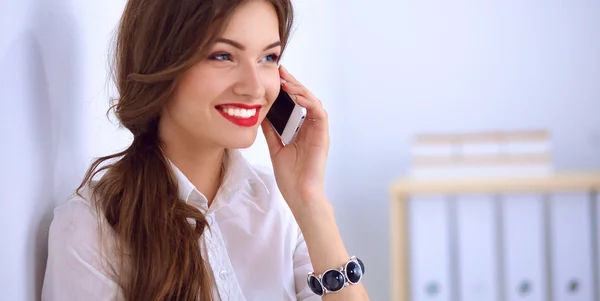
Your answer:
[222,132,259,150]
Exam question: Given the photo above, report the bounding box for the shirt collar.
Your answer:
[165,149,270,208]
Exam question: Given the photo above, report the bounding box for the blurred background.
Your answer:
[1,0,599,300]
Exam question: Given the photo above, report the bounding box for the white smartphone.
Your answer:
[266,85,307,145]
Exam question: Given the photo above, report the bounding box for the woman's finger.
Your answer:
[282,82,315,101]
[279,66,292,81]
[279,66,323,106]
[293,94,327,122]
[279,65,299,85]
[261,119,284,157]
[282,82,325,123]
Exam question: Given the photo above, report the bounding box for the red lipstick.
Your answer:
[215,103,262,127]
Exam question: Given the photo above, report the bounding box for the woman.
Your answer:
[42,0,369,300]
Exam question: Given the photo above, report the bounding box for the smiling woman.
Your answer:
[41,0,370,301]
[164,3,284,151]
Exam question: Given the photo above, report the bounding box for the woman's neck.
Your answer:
[159,137,226,206]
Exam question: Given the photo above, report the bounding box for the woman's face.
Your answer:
[162,0,282,150]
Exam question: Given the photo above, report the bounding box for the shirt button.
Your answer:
[219,270,229,280]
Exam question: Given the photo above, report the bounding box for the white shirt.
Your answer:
[41,149,321,301]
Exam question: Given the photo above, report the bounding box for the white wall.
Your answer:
[1,0,128,299]
[331,1,600,300]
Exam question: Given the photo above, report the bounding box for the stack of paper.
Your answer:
[409,130,552,179]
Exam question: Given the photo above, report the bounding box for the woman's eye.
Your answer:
[210,53,232,61]
[209,52,279,63]
[261,54,280,63]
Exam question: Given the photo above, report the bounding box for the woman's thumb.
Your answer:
[261,119,283,158]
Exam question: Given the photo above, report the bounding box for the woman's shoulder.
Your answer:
[44,185,121,298]
[53,185,96,219]
[49,184,108,245]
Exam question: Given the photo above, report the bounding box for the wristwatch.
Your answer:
[306,256,365,296]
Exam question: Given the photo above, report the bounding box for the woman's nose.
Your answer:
[232,64,265,100]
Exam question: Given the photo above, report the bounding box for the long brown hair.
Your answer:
[77,1,294,300]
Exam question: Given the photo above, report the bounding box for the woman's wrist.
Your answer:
[293,196,350,274]
[293,195,370,300]
[291,193,330,220]
[292,194,335,235]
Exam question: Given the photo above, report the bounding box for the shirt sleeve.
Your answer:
[41,199,123,301]
[293,227,323,301]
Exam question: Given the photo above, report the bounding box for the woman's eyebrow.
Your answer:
[215,38,281,51]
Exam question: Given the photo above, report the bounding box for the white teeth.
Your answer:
[219,106,257,118]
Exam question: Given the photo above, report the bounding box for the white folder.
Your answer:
[550,192,594,301]
[409,196,453,301]
[455,195,500,301]
[502,194,547,301]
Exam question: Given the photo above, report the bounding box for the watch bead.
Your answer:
[357,257,365,274]
[307,274,323,296]
[322,270,345,292]
[345,260,363,284]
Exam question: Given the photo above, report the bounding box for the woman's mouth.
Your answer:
[215,104,262,127]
